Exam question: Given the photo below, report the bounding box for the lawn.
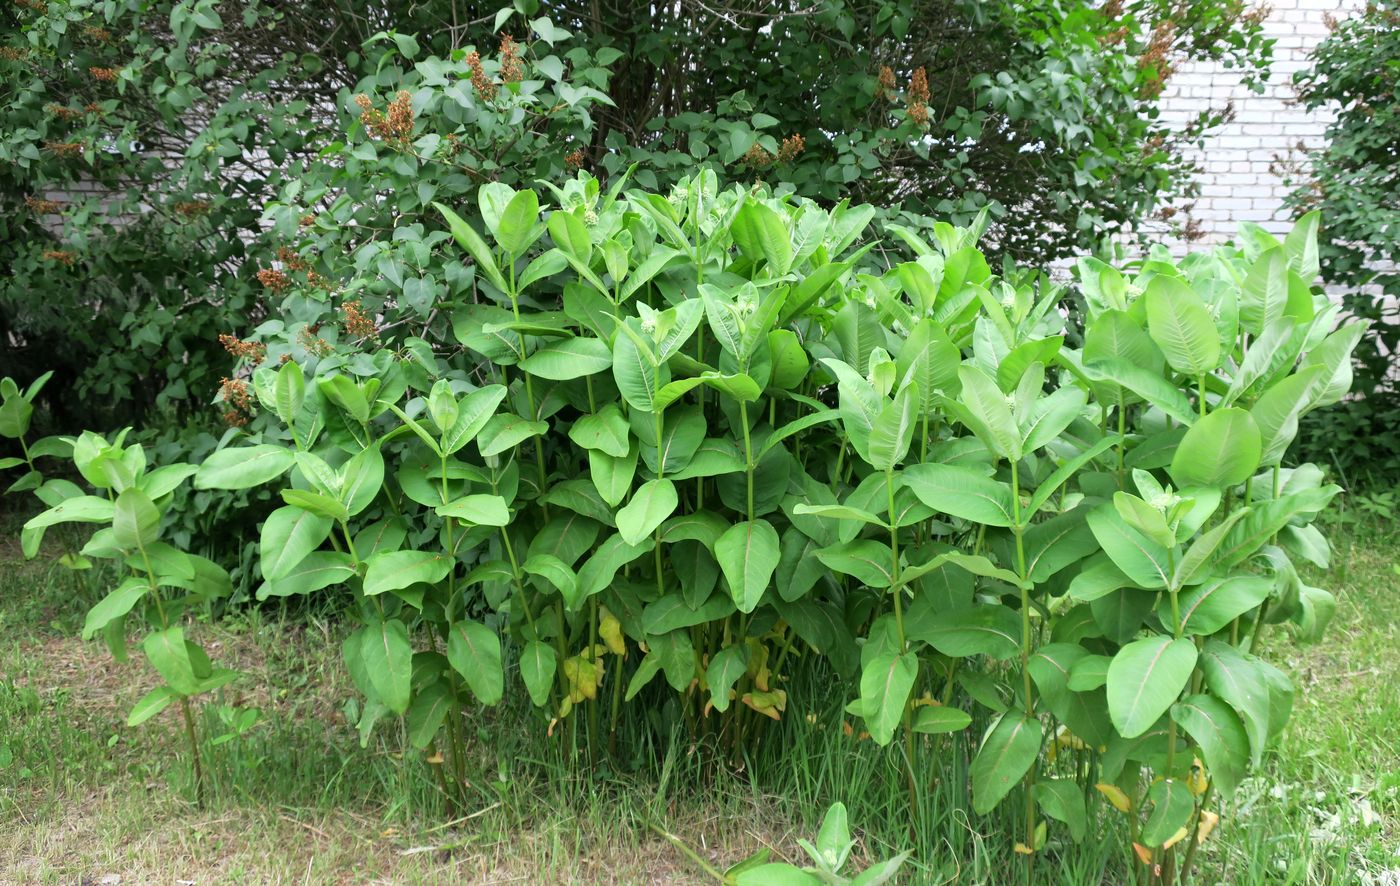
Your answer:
[1,516,1396,884]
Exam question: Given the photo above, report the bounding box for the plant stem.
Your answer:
[887,468,919,825]
[739,400,754,522]
[1178,779,1214,882]
[178,698,205,807]
[1010,458,1037,881]
[139,545,206,807]
[648,822,726,883]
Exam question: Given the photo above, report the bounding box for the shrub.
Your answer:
[1283,1,1400,483]
[1,1,1272,424]
[6,178,1357,880]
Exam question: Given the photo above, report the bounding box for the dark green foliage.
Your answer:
[1,0,1270,426]
[1283,1,1400,482]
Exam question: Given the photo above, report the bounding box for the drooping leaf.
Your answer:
[616,478,679,545]
[1106,636,1198,739]
[1172,693,1250,796]
[447,620,504,705]
[361,619,413,715]
[194,444,295,490]
[971,712,1042,814]
[1169,407,1262,489]
[716,519,780,613]
[859,652,916,746]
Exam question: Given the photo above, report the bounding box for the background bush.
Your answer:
[0,0,1271,429]
[1283,0,1400,483]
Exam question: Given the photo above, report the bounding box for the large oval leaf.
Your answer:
[903,463,1015,527]
[1106,636,1198,739]
[1169,407,1262,489]
[259,506,333,582]
[905,604,1021,659]
[447,620,503,705]
[1144,276,1220,376]
[1173,574,1272,636]
[520,337,613,380]
[859,652,916,746]
[616,478,678,545]
[363,550,453,596]
[971,712,1043,814]
[194,444,295,490]
[716,519,780,613]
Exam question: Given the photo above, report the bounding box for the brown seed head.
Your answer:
[44,141,84,157]
[25,195,61,214]
[276,246,310,272]
[341,300,378,339]
[174,200,212,217]
[468,51,497,101]
[219,334,268,365]
[499,34,523,83]
[741,144,774,169]
[297,327,333,357]
[386,90,414,139]
[257,268,291,292]
[877,66,896,100]
[777,133,806,164]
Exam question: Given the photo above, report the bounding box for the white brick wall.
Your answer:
[1147,0,1366,252]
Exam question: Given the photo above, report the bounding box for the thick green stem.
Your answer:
[887,469,919,826]
[139,544,205,807]
[1010,459,1036,880]
[739,400,754,522]
[178,698,205,807]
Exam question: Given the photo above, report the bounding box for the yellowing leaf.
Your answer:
[742,688,787,721]
[1162,826,1191,849]
[599,609,626,656]
[1097,783,1133,813]
[1196,810,1220,843]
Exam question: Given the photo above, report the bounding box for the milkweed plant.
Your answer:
[2,170,1357,883]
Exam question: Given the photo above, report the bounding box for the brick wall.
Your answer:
[1148,0,1365,253]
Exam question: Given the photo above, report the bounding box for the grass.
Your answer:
[1,517,1397,884]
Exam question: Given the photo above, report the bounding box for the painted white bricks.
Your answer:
[1141,0,1366,253]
